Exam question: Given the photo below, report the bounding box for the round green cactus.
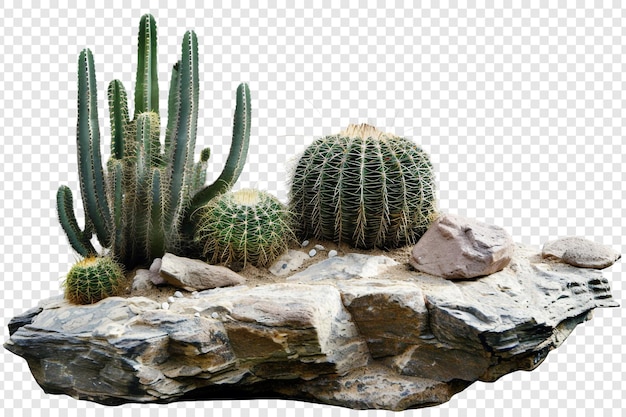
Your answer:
[63,256,126,304]
[289,123,438,249]
[195,189,295,267]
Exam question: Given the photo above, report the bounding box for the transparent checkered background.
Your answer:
[1,1,623,416]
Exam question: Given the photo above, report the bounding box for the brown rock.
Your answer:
[410,214,514,279]
[159,253,245,291]
[338,280,429,358]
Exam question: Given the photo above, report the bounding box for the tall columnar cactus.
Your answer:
[56,14,251,269]
[195,189,295,267]
[289,123,438,249]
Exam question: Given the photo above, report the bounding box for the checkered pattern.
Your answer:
[1,1,623,416]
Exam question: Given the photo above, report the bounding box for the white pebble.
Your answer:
[161,302,169,310]
[301,240,310,248]
[309,249,317,257]
[328,250,338,258]
[167,296,175,303]
[194,312,200,317]
[173,291,184,298]
[314,244,326,251]
[211,312,219,319]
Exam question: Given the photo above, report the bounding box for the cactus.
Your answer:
[63,256,126,305]
[289,123,438,249]
[195,189,295,267]
[56,14,251,269]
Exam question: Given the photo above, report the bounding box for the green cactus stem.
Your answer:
[56,185,97,257]
[195,189,295,268]
[56,14,251,270]
[187,82,251,217]
[289,123,438,249]
[76,48,112,248]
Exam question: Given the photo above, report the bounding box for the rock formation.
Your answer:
[4,242,619,411]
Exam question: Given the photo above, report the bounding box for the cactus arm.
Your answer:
[136,112,161,167]
[188,82,251,214]
[56,185,97,257]
[166,31,199,227]
[164,62,180,159]
[190,147,210,193]
[107,80,129,159]
[146,168,166,259]
[134,14,159,116]
[125,146,149,265]
[76,48,112,247]
[106,158,124,256]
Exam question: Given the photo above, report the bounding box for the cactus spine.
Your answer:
[289,124,438,249]
[195,189,295,267]
[57,14,251,269]
[63,256,126,305]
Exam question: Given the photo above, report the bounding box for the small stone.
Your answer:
[289,253,398,282]
[315,244,326,251]
[149,258,162,273]
[167,296,175,303]
[410,214,514,279]
[542,237,621,269]
[211,312,219,319]
[328,250,338,258]
[161,302,169,310]
[131,270,155,292]
[194,312,200,317]
[269,250,310,276]
[149,272,167,286]
[160,253,246,291]
[301,240,310,248]
[173,291,184,298]
[309,249,317,257]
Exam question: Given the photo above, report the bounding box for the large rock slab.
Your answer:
[4,241,618,410]
[410,214,514,279]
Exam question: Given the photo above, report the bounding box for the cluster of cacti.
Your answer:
[56,14,251,269]
[63,256,126,305]
[289,123,438,249]
[195,189,295,267]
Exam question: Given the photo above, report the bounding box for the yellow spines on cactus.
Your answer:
[289,123,438,249]
[195,189,295,268]
[63,256,126,305]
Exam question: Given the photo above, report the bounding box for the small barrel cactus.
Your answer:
[63,256,126,304]
[289,123,438,249]
[195,189,295,267]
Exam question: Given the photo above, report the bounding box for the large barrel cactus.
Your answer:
[289,123,438,249]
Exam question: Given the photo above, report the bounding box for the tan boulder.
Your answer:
[410,214,514,279]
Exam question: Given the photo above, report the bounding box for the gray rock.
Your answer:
[4,244,618,410]
[149,258,167,285]
[410,214,514,279]
[288,253,398,282]
[542,236,620,269]
[269,250,309,276]
[160,253,245,291]
[131,269,156,292]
